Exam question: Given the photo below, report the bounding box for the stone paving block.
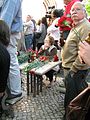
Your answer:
[0,72,65,120]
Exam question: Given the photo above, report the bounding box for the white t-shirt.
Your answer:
[23,20,34,35]
[47,18,60,41]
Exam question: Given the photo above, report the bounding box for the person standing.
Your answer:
[0,0,23,99]
[61,2,90,119]
[57,0,79,42]
[31,17,37,50]
[36,17,48,50]
[23,15,34,50]
[47,9,63,49]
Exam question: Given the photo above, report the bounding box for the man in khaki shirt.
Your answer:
[62,2,90,120]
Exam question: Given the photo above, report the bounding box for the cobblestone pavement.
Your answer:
[1,68,90,120]
[0,67,90,120]
[1,70,65,120]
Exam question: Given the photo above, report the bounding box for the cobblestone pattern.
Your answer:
[1,71,65,120]
[1,68,90,120]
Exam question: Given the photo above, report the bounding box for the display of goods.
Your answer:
[27,49,38,62]
[39,56,49,62]
[27,49,38,57]
[53,55,59,62]
[24,59,47,72]
[18,52,29,64]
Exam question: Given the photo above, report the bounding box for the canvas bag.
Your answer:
[66,87,90,120]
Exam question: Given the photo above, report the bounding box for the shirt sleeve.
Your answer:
[0,0,20,29]
[47,20,59,34]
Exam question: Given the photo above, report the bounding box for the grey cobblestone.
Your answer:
[1,70,66,120]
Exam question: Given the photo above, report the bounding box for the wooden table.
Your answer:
[27,61,61,97]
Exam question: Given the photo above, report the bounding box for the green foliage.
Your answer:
[18,52,29,64]
[62,20,71,28]
[85,1,90,16]
[24,59,48,72]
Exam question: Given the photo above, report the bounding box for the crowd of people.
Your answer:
[0,0,90,119]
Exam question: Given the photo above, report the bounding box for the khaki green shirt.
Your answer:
[62,18,90,72]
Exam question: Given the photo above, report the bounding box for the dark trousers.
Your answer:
[45,70,55,82]
[64,70,88,109]
[37,43,44,51]
[85,107,90,120]
[0,96,3,117]
[54,40,60,50]
[32,33,36,50]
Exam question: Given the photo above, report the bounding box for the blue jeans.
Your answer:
[7,33,22,95]
[25,34,33,50]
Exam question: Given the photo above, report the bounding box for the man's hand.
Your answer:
[78,41,90,66]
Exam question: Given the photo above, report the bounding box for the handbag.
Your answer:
[66,87,90,120]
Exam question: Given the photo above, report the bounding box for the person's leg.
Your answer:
[54,40,60,50]
[25,34,33,50]
[63,71,78,120]
[58,68,69,87]
[37,43,44,51]
[32,33,36,50]
[17,32,26,52]
[85,107,90,120]
[57,68,68,94]
[7,33,22,97]
[0,93,5,117]
[29,34,33,49]
[45,70,55,87]
[45,71,53,83]
[64,69,88,119]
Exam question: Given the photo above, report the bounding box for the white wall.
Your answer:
[22,0,64,21]
[22,0,45,21]
[56,0,64,9]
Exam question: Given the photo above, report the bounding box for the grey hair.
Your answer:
[71,1,86,12]
[70,1,87,17]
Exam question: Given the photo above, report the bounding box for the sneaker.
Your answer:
[6,93,22,100]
